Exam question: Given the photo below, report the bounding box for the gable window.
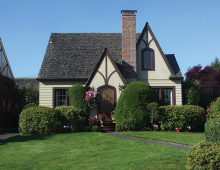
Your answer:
[141,48,155,70]
[53,88,72,107]
[151,87,175,106]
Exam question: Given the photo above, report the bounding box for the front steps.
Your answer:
[99,119,115,133]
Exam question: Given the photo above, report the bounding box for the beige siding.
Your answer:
[39,80,87,108]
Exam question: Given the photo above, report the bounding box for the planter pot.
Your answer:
[100,120,104,127]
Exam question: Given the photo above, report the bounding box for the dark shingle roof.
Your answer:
[165,54,183,77]
[38,33,182,79]
[38,33,140,79]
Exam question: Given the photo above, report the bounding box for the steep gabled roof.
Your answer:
[38,33,140,80]
[137,23,183,79]
[0,38,15,82]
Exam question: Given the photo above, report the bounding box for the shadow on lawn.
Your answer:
[0,133,59,145]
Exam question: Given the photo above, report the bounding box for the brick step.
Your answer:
[100,120,116,132]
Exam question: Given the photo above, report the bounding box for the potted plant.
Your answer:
[110,110,115,122]
[83,89,100,108]
[88,116,100,127]
[98,114,105,126]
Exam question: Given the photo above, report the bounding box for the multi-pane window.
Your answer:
[152,87,174,106]
[54,88,72,107]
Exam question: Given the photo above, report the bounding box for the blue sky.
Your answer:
[1,0,220,78]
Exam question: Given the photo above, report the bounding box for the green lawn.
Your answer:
[0,132,189,170]
[118,131,205,146]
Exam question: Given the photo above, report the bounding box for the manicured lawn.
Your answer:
[0,132,188,170]
[118,131,205,146]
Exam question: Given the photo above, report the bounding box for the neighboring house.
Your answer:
[37,10,183,119]
[0,38,15,128]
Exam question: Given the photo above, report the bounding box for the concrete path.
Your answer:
[105,132,191,150]
[0,133,20,143]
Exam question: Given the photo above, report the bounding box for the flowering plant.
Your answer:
[98,114,105,121]
[109,110,114,116]
[63,125,71,129]
[186,126,191,131]
[29,128,35,134]
[50,128,57,134]
[153,125,159,129]
[173,128,180,132]
[83,90,100,108]
[88,116,100,126]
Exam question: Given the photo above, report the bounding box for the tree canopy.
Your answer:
[185,65,220,101]
[211,57,220,71]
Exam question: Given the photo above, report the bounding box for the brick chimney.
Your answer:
[121,10,137,79]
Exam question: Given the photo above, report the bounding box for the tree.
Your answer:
[185,65,220,101]
[211,57,220,71]
[25,84,39,104]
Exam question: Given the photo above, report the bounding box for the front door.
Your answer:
[98,86,115,120]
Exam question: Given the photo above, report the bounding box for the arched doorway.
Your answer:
[98,85,116,120]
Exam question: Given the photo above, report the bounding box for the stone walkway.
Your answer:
[105,132,191,150]
[0,133,20,143]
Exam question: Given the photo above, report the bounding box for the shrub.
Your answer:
[159,105,206,131]
[146,102,160,128]
[186,87,200,105]
[187,141,220,170]
[55,106,84,126]
[19,106,62,135]
[71,116,86,132]
[114,81,155,131]
[208,97,220,118]
[91,125,99,132]
[83,126,91,132]
[68,84,89,115]
[23,103,38,110]
[205,117,220,144]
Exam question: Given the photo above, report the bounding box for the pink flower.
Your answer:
[207,109,210,112]
[206,114,208,117]
[88,119,90,121]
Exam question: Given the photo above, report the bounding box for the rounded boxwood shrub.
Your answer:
[146,102,160,128]
[91,125,99,132]
[19,106,62,135]
[23,103,38,110]
[159,105,206,131]
[114,81,155,131]
[205,117,220,144]
[208,97,220,118]
[187,141,220,170]
[68,84,89,115]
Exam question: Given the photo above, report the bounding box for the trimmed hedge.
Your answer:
[187,141,220,170]
[91,125,100,132]
[208,97,220,118]
[55,106,84,126]
[19,106,62,135]
[114,81,155,131]
[68,84,89,115]
[23,103,38,110]
[159,105,206,131]
[205,117,220,144]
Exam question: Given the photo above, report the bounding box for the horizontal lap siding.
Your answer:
[139,79,182,105]
[39,80,87,108]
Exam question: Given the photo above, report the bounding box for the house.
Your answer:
[37,10,183,119]
[0,38,15,128]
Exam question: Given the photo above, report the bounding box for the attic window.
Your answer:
[141,48,155,70]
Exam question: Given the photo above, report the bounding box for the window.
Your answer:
[53,88,72,107]
[152,87,175,106]
[141,48,154,70]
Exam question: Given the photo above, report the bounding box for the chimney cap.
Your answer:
[121,10,137,15]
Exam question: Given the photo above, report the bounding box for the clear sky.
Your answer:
[1,0,220,78]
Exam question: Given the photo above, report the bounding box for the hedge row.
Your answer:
[19,106,87,135]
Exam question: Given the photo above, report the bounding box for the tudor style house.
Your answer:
[37,10,183,119]
[0,38,15,128]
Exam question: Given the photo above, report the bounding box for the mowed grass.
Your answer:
[0,132,188,170]
[118,131,205,146]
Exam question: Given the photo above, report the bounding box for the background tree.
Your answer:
[25,84,39,104]
[185,65,220,102]
[211,57,220,71]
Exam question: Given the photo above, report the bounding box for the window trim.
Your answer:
[151,86,176,105]
[53,87,71,107]
[141,48,155,71]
